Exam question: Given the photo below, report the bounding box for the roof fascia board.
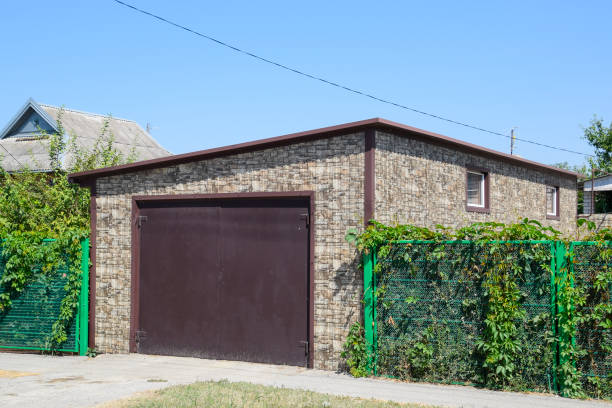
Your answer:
[0,98,59,139]
[68,118,579,183]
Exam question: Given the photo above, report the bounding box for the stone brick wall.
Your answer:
[375,131,577,235]
[93,133,365,370]
[91,128,578,371]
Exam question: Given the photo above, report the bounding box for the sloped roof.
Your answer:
[69,117,579,184]
[0,99,171,172]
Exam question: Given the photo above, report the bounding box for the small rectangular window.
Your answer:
[546,186,558,217]
[467,171,485,207]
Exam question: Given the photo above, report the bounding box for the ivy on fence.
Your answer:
[0,109,135,353]
[344,219,611,399]
[0,169,90,351]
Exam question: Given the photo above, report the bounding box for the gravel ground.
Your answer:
[0,353,610,408]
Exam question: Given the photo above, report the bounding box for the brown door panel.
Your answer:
[136,198,309,366]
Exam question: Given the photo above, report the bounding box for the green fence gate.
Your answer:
[0,239,89,355]
[363,240,611,398]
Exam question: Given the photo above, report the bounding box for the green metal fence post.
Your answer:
[555,241,570,395]
[372,250,378,375]
[78,238,89,356]
[363,249,375,374]
[566,243,577,377]
[550,241,560,393]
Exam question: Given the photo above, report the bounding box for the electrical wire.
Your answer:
[0,143,24,169]
[112,0,594,157]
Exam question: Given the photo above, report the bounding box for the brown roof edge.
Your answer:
[373,118,579,178]
[68,117,579,184]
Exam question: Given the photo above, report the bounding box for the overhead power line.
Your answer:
[112,0,594,157]
[0,144,24,169]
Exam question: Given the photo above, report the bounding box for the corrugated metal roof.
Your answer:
[0,99,171,172]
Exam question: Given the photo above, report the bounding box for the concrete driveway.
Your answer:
[0,353,610,408]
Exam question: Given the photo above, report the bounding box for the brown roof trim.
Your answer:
[373,118,578,178]
[68,117,578,184]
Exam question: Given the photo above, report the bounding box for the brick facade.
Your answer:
[94,133,365,370]
[375,131,577,234]
[89,127,577,371]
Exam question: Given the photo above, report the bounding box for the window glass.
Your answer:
[546,186,557,215]
[467,172,484,207]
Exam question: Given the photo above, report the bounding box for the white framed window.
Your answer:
[467,171,485,208]
[546,186,558,217]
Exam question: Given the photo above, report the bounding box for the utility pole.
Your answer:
[591,165,596,215]
[510,127,517,155]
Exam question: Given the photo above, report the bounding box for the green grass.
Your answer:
[108,380,438,408]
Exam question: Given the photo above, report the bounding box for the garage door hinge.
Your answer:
[299,340,309,356]
[137,215,148,228]
[299,213,309,228]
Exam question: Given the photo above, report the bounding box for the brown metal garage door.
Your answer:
[132,196,310,367]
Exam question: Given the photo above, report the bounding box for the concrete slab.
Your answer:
[0,353,610,408]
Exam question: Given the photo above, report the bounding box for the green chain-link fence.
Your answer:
[570,242,612,397]
[363,240,611,397]
[0,239,89,355]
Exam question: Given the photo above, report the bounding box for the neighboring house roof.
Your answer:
[0,98,171,172]
[581,174,612,192]
[69,117,579,184]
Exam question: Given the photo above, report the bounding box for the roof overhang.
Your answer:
[68,117,580,185]
[581,174,612,191]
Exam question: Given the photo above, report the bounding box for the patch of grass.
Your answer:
[107,380,437,408]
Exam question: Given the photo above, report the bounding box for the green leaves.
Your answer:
[346,219,566,258]
[346,221,612,397]
[582,115,612,173]
[0,232,87,347]
[344,221,449,253]
[404,296,417,305]
[0,109,135,351]
[341,322,369,378]
[344,229,358,245]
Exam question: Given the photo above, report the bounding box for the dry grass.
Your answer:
[102,380,438,408]
[0,369,38,378]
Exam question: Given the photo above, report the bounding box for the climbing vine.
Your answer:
[0,170,89,348]
[0,109,136,350]
[344,219,611,399]
[340,322,369,378]
[555,219,612,398]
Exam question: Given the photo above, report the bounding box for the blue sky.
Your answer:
[1,1,610,167]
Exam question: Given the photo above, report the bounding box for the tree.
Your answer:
[0,109,137,236]
[583,116,612,173]
[552,116,612,214]
[551,161,588,176]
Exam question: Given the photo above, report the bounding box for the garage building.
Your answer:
[69,118,578,370]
